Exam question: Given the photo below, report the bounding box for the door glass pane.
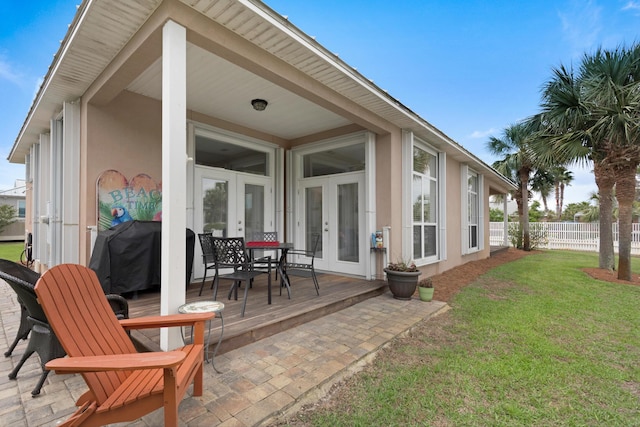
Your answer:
[305,187,323,258]
[338,183,359,262]
[202,178,227,236]
[244,184,264,240]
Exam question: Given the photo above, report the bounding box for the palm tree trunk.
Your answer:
[520,169,530,251]
[615,164,638,281]
[555,182,561,219]
[594,161,615,270]
[559,183,565,216]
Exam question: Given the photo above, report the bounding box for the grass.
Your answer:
[289,251,640,426]
[0,242,24,263]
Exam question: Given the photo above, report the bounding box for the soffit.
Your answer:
[11,0,163,162]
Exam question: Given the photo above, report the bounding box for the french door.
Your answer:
[298,172,365,276]
[194,166,273,278]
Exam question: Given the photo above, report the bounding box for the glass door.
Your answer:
[194,167,272,278]
[299,173,365,275]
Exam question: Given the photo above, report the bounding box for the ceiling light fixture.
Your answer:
[251,98,268,111]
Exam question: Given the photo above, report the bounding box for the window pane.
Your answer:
[425,180,436,222]
[338,183,359,262]
[412,175,422,222]
[413,225,422,259]
[303,144,365,177]
[413,147,435,176]
[244,184,264,241]
[470,225,478,248]
[305,187,323,257]
[18,200,26,218]
[424,226,437,257]
[202,178,228,236]
[196,135,268,176]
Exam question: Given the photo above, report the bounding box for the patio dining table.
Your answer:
[246,241,293,303]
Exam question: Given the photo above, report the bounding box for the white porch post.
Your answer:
[161,20,187,351]
[503,196,509,246]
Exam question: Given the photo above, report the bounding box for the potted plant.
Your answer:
[384,258,420,300]
[417,277,434,302]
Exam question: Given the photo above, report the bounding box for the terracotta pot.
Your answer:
[384,268,420,300]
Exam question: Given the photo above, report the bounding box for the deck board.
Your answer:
[125,273,387,354]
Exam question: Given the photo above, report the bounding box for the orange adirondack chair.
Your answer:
[34,264,214,427]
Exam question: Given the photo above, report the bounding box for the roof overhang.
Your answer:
[9,0,515,193]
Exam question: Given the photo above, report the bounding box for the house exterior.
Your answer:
[0,180,26,242]
[8,0,515,349]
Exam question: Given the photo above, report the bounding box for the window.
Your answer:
[412,146,438,260]
[462,166,483,254]
[468,170,479,250]
[17,200,25,218]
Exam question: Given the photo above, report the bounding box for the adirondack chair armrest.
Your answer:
[45,351,186,373]
[119,312,215,330]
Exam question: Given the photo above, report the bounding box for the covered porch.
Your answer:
[127,272,387,355]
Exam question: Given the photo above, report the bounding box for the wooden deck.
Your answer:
[126,272,387,355]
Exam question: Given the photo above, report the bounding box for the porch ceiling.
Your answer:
[127,43,350,140]
[9,0,515,192]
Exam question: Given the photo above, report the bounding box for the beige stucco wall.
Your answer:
[81,91,163,262]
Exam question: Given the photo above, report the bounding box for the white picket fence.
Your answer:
[489,222,640,255]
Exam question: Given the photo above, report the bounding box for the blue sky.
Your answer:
[1,0,639,206]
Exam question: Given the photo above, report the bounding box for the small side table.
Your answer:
[178,300,225,373]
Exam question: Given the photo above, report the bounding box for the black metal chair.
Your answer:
[198,232,216,296]
[250,231,280,278]
[283,234,321,296]
[211,237,270,317]
[3,262,39,358]
[0,258,129,397]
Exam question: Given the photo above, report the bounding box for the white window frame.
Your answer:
[461,165,484,254]
[403,131,446,265]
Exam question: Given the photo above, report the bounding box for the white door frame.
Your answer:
[288,131,376,279]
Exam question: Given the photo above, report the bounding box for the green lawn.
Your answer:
[0,242,24,263]
[291,251,640,426]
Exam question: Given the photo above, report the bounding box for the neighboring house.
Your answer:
[8,0,515,348]
[0,180,26,242]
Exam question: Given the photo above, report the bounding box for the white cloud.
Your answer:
[469,128,498,139]
[558,0,603,56]
[0,56,23,86]
[622,1,640,11]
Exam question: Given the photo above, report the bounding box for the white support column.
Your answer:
[160,20,187,351]
[62,100,80,263]
[503,196,509,246]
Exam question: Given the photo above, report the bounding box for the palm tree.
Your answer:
[537,64,615,271]
[539,45,640,279]
[530,169,554,215]
[553,167,574,219]
[488,122,538,251]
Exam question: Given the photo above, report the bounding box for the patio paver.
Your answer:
[0,278,448,426]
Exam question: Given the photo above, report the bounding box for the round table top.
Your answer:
[178,300,225,314]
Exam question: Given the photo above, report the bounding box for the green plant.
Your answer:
[385,258,418,272]
[418,277,433,288]
[507,222,548,250]
[0,204,17,234]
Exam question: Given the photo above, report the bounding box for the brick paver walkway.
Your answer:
[0,279,448,426]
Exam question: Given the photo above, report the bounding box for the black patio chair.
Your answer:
[284,234,321,296]
[211,237,270,317]
[250,231,280,278]
[0,258,129,397]
[3,262,39,358]
[198,232,217,296]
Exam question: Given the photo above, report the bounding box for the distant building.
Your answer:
[0,179,26,241]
